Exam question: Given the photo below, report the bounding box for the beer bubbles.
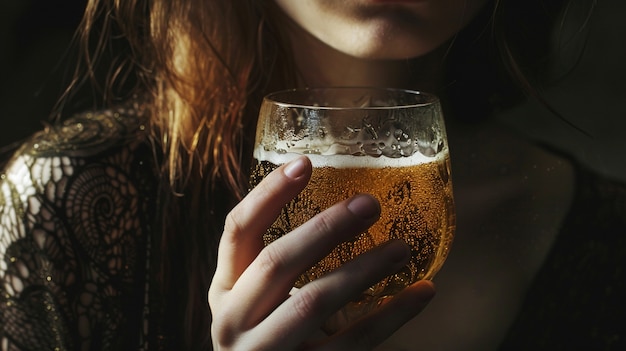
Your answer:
[251,87,455,332]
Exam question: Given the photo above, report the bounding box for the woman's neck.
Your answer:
[283,17,447,93]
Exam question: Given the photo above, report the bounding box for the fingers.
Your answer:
[221,193,382,330]
[250,239,414,350]
[211,155,312,293]
[209,154,435,350]
[325,280,436,350]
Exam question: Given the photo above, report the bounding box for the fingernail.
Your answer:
[347,194,380,220]
[283,156,306,179]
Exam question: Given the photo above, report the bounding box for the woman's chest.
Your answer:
[379,123,576,350]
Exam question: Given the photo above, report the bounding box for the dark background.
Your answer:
[1,0,625,180]
[0,0,86,149]
[495,0,626,181]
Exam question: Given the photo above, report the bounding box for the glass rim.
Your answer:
[263,86,439,110]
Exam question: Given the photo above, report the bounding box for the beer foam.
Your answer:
[254,146,447,168]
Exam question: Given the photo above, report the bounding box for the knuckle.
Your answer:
[311,210,338,238]
[211,319,236,349]
[209,302,241,348]
[348,255,370,281]
[207,285,220,309]
[291,284,325,322]
[249,173,283,205]
[255,242,289,276]
[254,175,277,196]
[223,208,245,237]
[209,308,230,342]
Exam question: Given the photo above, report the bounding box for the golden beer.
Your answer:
[250,148,455,311]
[251,87,454,328]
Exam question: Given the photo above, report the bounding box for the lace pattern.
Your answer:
[0,107,156,350]
[2,105,623,350]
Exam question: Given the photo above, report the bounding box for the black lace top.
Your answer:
[0,107,624,350]
[499,160,626,350]
[0,106,159,350]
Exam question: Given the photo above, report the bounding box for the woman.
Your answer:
[0,0,623,350]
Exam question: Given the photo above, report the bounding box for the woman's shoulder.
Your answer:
[14,103,150,159]
[0,103,160,240]
[1,103,156,178]
[499,162,626,350]
[0,103,159,349]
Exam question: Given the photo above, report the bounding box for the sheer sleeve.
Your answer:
[0,109,157,350]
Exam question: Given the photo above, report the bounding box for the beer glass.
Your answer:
[250,87,455,332]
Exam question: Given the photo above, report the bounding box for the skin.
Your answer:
[209,156,436,350]
[273,0,490,60]
[209,0,575,349]
[273,0,489,92]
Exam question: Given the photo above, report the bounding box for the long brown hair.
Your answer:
[64,1,292,348]
[64,0,592,188]
[72,0,275,193]
[60,0,589,348]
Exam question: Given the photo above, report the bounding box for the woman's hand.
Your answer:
[208,155,435,350]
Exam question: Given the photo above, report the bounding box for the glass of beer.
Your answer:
[249,87,455,332]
